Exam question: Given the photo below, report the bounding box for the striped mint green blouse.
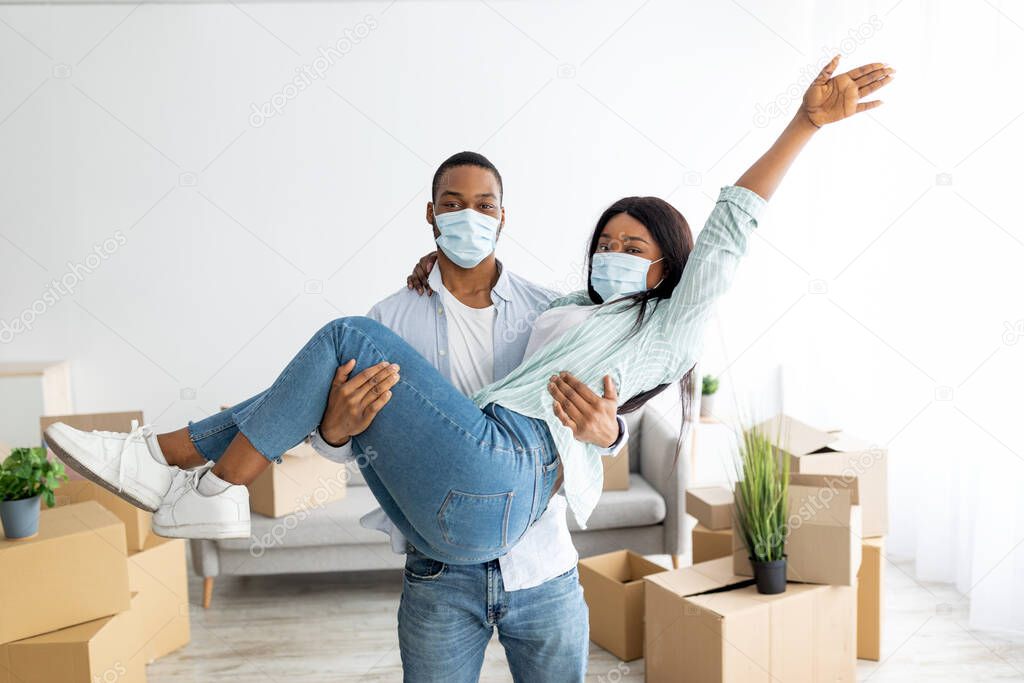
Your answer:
[471,184,767,528]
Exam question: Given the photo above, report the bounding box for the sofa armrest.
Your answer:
[638,408,691,557]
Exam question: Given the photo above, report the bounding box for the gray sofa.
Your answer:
[191,404,692,608]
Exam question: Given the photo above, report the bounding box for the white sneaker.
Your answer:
[152,466,251,540]
[44,420,175,512]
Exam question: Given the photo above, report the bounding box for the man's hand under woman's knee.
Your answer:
[319,360,401,447]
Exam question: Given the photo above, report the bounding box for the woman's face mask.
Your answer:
[590,252,664,302]
[434,208,501,269]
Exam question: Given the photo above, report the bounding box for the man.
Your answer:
[310,151,628,682]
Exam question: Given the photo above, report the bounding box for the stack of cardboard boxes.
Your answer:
[0,412,192,683]
[579,413,888,678]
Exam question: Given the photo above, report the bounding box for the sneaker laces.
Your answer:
[115,419,152,493]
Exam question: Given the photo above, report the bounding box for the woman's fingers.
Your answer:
[856,100,884,114]
[813,54,840,84]
[842,62,886,81]
[858,75,893,98]
[853,67,894,91]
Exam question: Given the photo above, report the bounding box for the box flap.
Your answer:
[688,581,824,617]
[753,414,836,456]
[824,431,873,453]
[644,557,749,598]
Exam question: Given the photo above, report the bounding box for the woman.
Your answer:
[45,56,893,564]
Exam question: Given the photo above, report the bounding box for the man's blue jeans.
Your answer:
[184,316,559,565]
[399,546,588,683]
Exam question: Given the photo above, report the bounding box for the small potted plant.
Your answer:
[733,426,789,594]
[700,375,719,418]
[0,447,67,540]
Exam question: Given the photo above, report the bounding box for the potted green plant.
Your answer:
[700,375,719,418]
[0,447,67,540]
[733,426,789,594]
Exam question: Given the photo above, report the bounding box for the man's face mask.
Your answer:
[434,208,501,269]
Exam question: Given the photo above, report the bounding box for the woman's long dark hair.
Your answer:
[584,196,697,427]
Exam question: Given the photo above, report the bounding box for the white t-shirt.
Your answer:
[435,284,496,395]
[523,304,597,361]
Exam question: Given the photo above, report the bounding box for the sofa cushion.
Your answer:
[567,474,666,531]
[219,486,389,551]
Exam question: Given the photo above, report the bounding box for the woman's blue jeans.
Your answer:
[185,316,559,565]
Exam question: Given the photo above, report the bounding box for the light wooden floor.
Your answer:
[148,554,1024,682]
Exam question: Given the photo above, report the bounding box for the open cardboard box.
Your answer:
[577,549,665,661]
[753,414,888,536]
[732,474,862,586]
[645,557,856,683]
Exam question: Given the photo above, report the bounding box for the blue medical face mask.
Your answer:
[590,252,664,302]
[434,208,501,269]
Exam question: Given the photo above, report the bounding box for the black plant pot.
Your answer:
[750,556,787,595]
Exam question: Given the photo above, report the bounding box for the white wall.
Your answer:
[2,0,1023,626]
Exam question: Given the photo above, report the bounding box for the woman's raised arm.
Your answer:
[737,55,895,200]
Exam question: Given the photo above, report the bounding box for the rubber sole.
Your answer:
[151,521,251,540]
[44,430,161,513]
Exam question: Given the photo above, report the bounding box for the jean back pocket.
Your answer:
[437,489,513,553]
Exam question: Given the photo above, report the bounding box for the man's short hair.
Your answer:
[431,151,503,203]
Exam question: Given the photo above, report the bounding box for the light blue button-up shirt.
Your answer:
[311,261,627,591]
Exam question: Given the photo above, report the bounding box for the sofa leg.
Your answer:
[203,577,214,609]
[671,554,680,569]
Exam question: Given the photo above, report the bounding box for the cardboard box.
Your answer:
[602,443,630,491]
[0,502,131,644]
[577,550,665,661]
[645,557,856,683]
[732,474,862,586]
[858,537,884,661]
[128,536,190,662]
[754,414,888,536]
[52,480,151,552]
[686,486,733,530]
[693,523,733,563]
[248,441,348,518]
[0,593,146,683]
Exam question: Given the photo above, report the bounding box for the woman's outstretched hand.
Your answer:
[801,55,895,128]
